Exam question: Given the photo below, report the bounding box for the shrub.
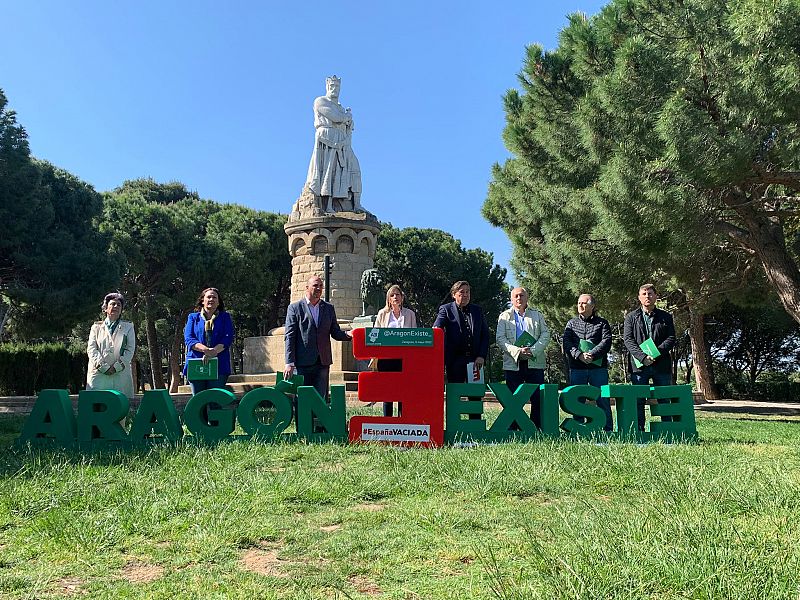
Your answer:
[0,343,86,396]
[714,366,800,402]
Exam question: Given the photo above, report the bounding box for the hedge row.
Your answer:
[0,343,86,396]
[718,380,800,403]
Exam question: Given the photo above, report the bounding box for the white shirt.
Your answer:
[305,297,320,326]
[513,308,526,339]
[387,311,403,328]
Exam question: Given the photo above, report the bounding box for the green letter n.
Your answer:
[296,384,346,439]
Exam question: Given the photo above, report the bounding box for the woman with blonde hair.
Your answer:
[374,284,417,417]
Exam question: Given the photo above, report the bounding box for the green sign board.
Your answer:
[17,382,699,447]
[365,327,434,346]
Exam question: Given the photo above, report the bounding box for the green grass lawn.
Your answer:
[1,409,799,599]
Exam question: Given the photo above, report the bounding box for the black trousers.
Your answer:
[505,360,545,429]
[377,359,402,417]
[446,358,483,420]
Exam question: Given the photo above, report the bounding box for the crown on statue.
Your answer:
[326,75,341,86]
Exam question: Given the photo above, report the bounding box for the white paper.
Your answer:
[466,362,485,384]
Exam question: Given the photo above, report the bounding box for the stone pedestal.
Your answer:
[243,326,357,374]
[351,315,376,329]
[241,210,380,375]
[285,212,380,321]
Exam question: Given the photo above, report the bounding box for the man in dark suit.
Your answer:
[284,275,352,400]
[433,280,490,419]
[623,283,676,430]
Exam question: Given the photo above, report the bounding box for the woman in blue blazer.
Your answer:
[183,287,235,394]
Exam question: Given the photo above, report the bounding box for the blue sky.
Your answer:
[3,1,606,281]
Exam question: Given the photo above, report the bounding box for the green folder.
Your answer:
[515,331,538,348]
[275,373,305,394]
[632,338,661,369]
[578,339,603,366]
[186,357,219,381]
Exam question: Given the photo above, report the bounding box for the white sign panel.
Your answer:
[360,423,431,443]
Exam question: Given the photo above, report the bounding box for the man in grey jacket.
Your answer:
[563,294,613,431]
[496,287,550,428]
[284,275,352,400]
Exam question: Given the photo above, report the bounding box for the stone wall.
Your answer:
[289,252,374,320]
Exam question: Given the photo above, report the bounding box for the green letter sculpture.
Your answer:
[602,385,650,435]
[488,382,537,434]
[296,384,346,438]
[649,385,696,438]
[237,386,293,438]
[128,389,183,441]
[184,388,237,442]
[19,389,77,443]
[559,385,606,435]
[77,389,129,442]
[445,383,486,434]
[538,384,561,436]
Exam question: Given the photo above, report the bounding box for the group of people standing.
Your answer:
[86,277,676,432]
[281,276,676,431]
[459,281,676,431]
[281,277,490,419]
[86,287,237,401]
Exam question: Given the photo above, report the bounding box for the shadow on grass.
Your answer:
[708,416,800,424]
[697,404,800,417]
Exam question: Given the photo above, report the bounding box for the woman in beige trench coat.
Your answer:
[86,292,136,399]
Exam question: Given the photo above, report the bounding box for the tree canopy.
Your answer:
[103,179,290,330]
[101,179,291,388]
[374,224,508,328]
[708,300,800,385]
[0,89,118,337]
[483,0,800,325]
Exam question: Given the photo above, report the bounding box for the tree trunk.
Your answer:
[755,244,800,325]
[0,303,10,340]
[728,208,800,325]
[131,357,139,395]
[263,272,291,335]
[169,311,189,393]
[748,355,759,386]
[145,296,165,390]
[688,309,720,402]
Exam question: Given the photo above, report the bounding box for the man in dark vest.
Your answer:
[563,293,612,431]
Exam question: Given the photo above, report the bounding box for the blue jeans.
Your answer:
[569,368,612,431]
[189,374,229,395]
[631,369,672,430]
[189,375,231,421]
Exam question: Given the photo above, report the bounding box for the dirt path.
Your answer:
[693,399,800,418]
